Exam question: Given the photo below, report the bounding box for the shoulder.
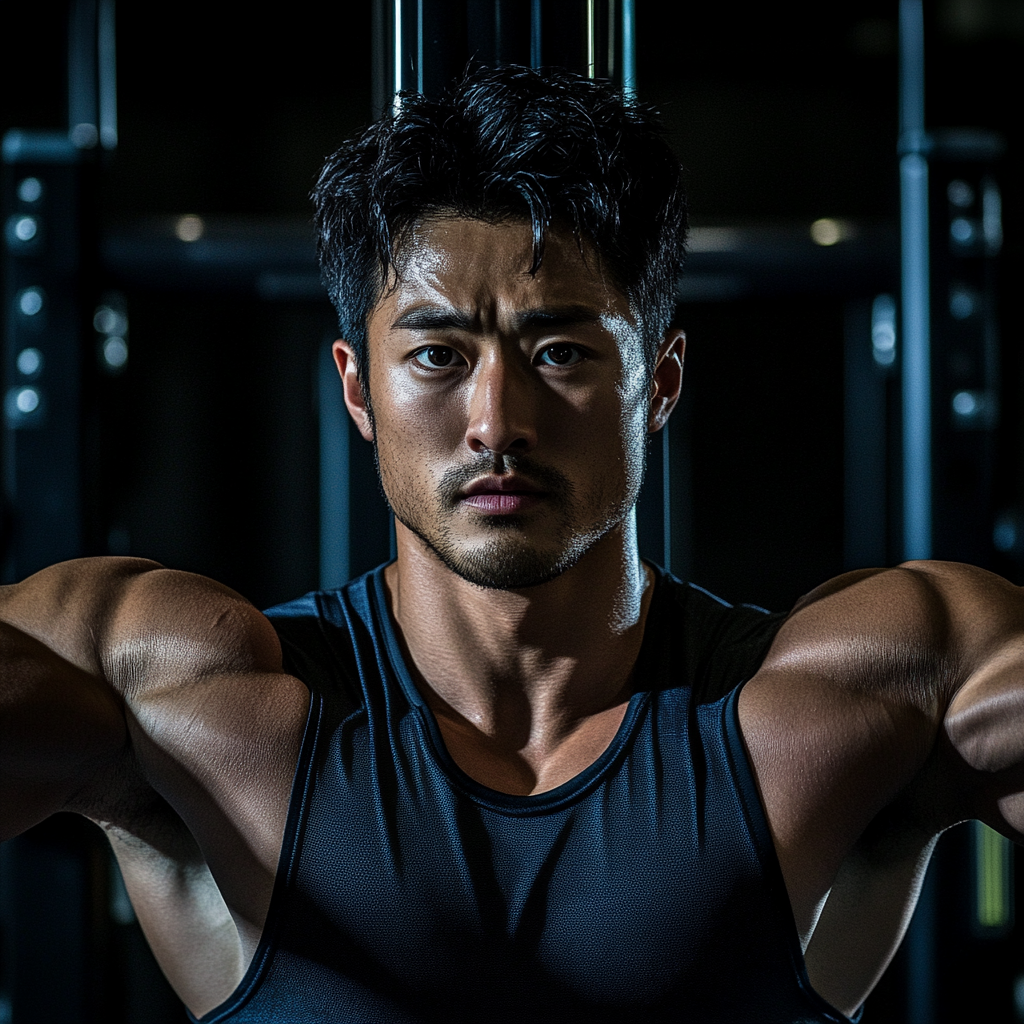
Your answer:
[758,561,1022,707]
[103,560,285,696]
[737,561,1024,852]
[19,558,310,800]
[1,559,310,874]
[740,563,991,756]
[1,556,285,697]
[731,562,1024,940]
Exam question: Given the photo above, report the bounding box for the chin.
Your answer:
[438,550,574,590]
[388,472,637,590]
[420,524,609,591]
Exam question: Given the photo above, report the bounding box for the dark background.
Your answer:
[2,1,1024,1021]
[2,2,1021,611]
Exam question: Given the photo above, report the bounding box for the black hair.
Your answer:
[312,64,688,381]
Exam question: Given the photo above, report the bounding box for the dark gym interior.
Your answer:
[2,1,1023,1020]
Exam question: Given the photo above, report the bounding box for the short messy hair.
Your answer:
[312,64,688,380]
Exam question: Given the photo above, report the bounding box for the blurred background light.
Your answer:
[687,226,742,252]
[983,179,1003,251]
[974,820,1012,930]
[953,390,978,416]
[17,287,43,317]
[871,293,897,367]
[1015,973,1024,1022]
[12,215,37,242]
[93,305,127,335]
[70,122,99,148]
[174,214,205,242]
[994,512,1018,553]
[810,217,854,246]
[947,178,975,207]
[16,176,42,203]
[16,348,43,378]
[102,336,128,370]
[950,216,976,243]
[15,388,40,415]
[949,285,977,319]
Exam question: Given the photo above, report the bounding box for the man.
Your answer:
[1,64,1022,1023]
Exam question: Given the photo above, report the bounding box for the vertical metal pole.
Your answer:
[899,9,936,1019]
[843,298,891,571]
[416,0,424,93]
[68,0,99,148]
[2,8,114,1013]
[585,0,595,77]
[530,0,542,66]
[97,0,118,149]
[899,0,931,562]
[621,0,636,96]
[393,0,403,103]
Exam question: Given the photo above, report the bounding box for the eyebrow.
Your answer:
[391,304,603,333]
[391,306,476,331]
[515,305,603,331]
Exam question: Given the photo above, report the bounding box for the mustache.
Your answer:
[436,454,573,507]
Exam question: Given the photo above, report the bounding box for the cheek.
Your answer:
[579,377,650,446]
[607,388,653,492]
[372,368,467,465]
[565,392,648,493]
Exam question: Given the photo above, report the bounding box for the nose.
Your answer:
[464,352,538,456]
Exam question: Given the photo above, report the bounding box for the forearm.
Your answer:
[105,823,246,1016]
[803,819,937,1017]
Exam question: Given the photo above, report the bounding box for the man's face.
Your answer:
[340,216,669,590]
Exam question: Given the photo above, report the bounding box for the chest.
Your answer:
[258,691,830,1020]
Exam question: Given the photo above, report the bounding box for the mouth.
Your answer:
[459,475,545,514]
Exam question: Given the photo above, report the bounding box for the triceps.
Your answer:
[1,621,127,837]
[939,637,1024,835]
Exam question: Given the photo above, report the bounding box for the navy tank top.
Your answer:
[192,564,854,1024]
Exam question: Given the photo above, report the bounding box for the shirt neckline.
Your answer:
[367,563,667,814]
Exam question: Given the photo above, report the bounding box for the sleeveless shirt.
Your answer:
[191,564,855,1024]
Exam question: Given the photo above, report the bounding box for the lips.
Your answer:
[460,475,544,513]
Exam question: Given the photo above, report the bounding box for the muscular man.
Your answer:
[2,66,1022,1023]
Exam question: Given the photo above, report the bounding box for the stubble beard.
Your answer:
[377,449,641,590]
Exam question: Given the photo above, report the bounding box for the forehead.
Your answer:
[371,216,631,326]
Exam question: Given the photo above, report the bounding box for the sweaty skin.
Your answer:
[3,217,1024,1021]
[335,217,679,796]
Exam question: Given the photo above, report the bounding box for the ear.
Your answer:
[332,340,374,442]
[648,329,685,433]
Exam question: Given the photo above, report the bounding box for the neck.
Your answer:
[384,512,654,792]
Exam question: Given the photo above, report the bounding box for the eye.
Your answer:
[413,346,462,368]
[537,344,584,367]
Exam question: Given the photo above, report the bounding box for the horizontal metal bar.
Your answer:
[97,216,898,302]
